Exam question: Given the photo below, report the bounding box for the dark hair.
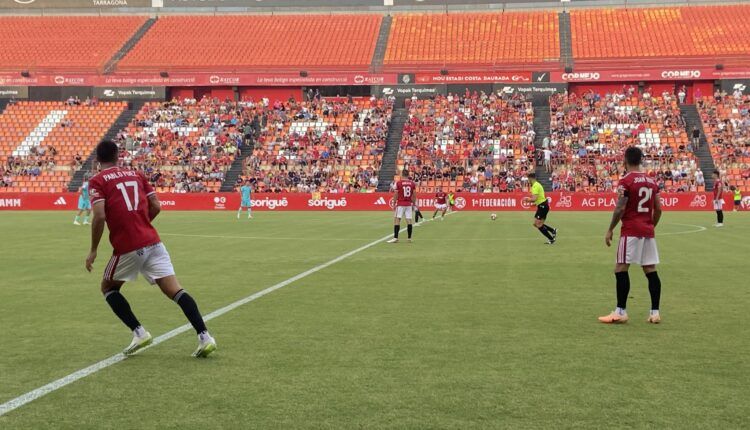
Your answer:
[96,140,119,164]
[624,146,643,166]
[528,172,536,179]
[713,169,720,177]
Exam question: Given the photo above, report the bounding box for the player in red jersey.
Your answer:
[600,147,663,324]
[388,173,417,243]
[85,140,216,357]
[432,188,448,221]
[712,170,724,227]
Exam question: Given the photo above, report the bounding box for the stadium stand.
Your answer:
[547,90,702,193]
[117,15,381,71]
[115,99,248,193]
[0,100,126,192]
[384,12,560,69]
[239,97,393,193]
[396,92,536,193]
[570,5,750,65]
[697,93,750,191]
[0,17,146,73]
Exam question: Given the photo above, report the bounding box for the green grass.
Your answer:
[0,210,748,429]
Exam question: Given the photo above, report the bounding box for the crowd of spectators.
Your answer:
[239,96,392,193]
[1,145,59,186]
[116,98,247,193]
[547,90,702,192]
[697,91,750,188]
[398,91,536,193]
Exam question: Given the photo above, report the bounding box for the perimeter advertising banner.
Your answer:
[93,86,166,100]
[0,86,28,99]
[0,0,150,8]
[551,67,750,83]
[0,192,742,211]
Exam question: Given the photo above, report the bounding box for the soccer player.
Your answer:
[433,188,448,220]
[85,140,217,357]
[525,173,557,244]
[447,191,456,212]
[600,146,663,324]
[732,186,742,211]
[74,177,92,225]
[712,170,724,227]
[388,173,416,243]
[238,179,253,219]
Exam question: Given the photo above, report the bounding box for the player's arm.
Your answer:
[605,191,628,247]
[148,194,161,221]
[528,191,540,206]
[653,191,662,228]
[86,202,106,272]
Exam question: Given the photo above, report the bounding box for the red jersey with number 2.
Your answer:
[89,166,160,255]
[396,180,416,207]
[618,171,660,238]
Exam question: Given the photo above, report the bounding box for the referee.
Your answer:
[526,173,557,244]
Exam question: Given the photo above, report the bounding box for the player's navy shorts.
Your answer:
[534,202,550,220]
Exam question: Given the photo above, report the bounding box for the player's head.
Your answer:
[712,169,720,179]
[623,146,643,169]
[528,172,537,184]
[401,170,410,180]
[95,140,119,165]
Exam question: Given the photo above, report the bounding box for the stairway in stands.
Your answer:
[0,99,9,114]
[67,101,145,191]
[220,146,253,192]
[103,17,157,74]
[376,108,407,192]
[532,106,553,189]
[369,15,392,72]
[558,12,574,71]
[680,104,716,190]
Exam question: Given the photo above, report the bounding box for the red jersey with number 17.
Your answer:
[435,192,447,205]
[89,166,160,255]
[396,180,416,207]
[618,171,660,238]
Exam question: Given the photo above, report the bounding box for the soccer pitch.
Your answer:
[0,210,748,429]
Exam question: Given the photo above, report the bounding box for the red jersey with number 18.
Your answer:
[396,180,416,207]
[89,166,161,255]
[618,171,660,238]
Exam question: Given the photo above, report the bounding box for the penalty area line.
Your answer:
[0,214,445,417]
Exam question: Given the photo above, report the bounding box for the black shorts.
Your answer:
[735,200,741,206]
[534,202,550,220]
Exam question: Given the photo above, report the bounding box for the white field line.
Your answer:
[0,215,445,417]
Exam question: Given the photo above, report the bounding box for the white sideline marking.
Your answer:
[0,215,443,417]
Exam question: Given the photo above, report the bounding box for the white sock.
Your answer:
[650,310,660,316]
[615,307,626,315]
[134,326,147,337]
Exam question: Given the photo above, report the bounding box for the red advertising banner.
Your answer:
[551,67,750,83]
[1,192,744,211]
[0,72,399,88]
[414,72,532,84]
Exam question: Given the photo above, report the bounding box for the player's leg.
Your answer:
[83,208,91,225]
[74,209,83,225]
[247,202,253,219]
[534,214,554,242]
[101,252,152,354]
[146,244,216,357]
[389,208,403,243]
[600,237,634,323]
[433,207,438,219]
[714,200,724,226]
[641,238,661,323]
[406,207,414,241]
[441,207,447,219]
[237,203,243,219]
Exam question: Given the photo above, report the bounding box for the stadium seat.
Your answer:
[571,5,750,64]
[0,101,126,192]
[384,12,560,69]
[118,15,381,71]
[0,17,146,72]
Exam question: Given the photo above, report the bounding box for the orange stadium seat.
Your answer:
[384,12,560,69]
[0,101,126,192]
[571,5,750,63]
[118,15,381,71]
[0,17,146,73]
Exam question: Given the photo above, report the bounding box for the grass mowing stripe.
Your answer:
[0,214,445,417]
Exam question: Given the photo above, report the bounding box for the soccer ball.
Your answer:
[490,213,497,220]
